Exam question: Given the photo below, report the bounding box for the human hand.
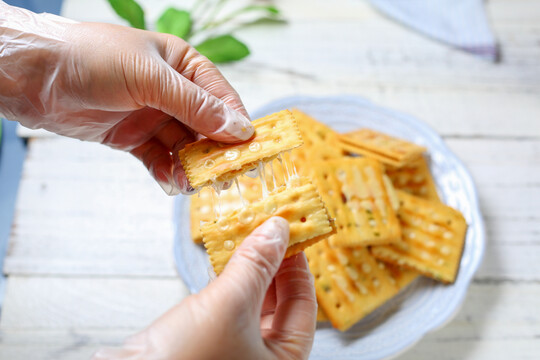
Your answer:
[93,217,317,360]
[0,1,253,195]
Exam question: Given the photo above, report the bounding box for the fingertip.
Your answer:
[172,164,196,195]
[208,105,254,143]
[269,216,290,244]
[154,168,181,196]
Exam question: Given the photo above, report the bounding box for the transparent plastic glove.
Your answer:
[93,217,317,360]
[0,1,253,195]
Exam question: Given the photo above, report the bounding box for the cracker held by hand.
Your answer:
[371,190,467,284]
[201,177,335,275]
[179,110,303,189]
[339,129,426,167]
[313,157,401,247]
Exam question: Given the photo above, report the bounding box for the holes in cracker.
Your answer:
[223,240,235,251]
[217,218,229,231]
[225,149,241,161]
[238,208,255,224]
[248,142,261,153]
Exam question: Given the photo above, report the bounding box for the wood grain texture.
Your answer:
[0,277,188,329]
[1,282,538,359]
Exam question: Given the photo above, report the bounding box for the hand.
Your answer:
[0,1,254,195]
[93,217,317,360]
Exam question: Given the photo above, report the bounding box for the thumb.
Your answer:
[140,61,254,143]
[213,217,289,316]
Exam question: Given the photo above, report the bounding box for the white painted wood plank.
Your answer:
[0,330,130,360]
[0,277,189,329]
[4,137,179,276]
[1,338,538,360]
[398,339,540,360]
[445,139,540,186]
[0,282,538,358]
[475,244,540,281]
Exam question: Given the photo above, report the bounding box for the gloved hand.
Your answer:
[0,1,253,195]
[93,217,317,360]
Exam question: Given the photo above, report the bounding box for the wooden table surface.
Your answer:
[1,0,539,359]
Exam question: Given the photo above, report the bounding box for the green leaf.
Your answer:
[241,5,280,15]
[195,35,250,63]
[156,8,192,39]
[107,0,146,29]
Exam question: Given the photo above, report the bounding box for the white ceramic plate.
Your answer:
[173,95,485,360]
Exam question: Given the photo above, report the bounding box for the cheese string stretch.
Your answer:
[208,151,300,222]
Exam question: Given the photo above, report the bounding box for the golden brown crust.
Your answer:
[305,240,399,331]
[202,178,334,275]
[179,110,303,189]
[385,156,440,202]
[371,190,467,284]
[339,129,426,167]
[312,157,402,247]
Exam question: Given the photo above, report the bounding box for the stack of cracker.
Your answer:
[185,109,468,332]
[181,110,336,275]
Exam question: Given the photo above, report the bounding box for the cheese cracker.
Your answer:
[179,110,303,189]
[339,129,426,167]
[202,177,335,275]
[385,157,440,202]
[305,240,399,331]
[312,158,401,247]
[371,191,467,284]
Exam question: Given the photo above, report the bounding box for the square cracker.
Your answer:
[339,129,426,167]
[305,240,399,331]
[385,156,440,202]
[202,177,335,275]
[179,110,303,189]
[312,157,401,247]
[371,190,467,284]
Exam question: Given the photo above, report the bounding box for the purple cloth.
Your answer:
[368,0,499,61]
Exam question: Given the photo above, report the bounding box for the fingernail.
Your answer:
[295,252,309,267]
[222,107,254,141]
[174,169,196,195]
[180,184,197,195]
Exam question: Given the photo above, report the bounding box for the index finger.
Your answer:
[162,35,249,119]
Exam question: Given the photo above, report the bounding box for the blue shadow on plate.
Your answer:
[173,95,485,360]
